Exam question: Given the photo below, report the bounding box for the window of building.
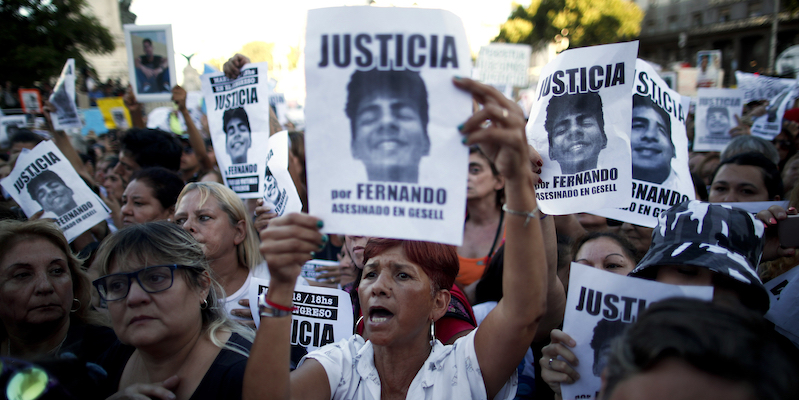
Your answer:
[748,2,762,17]
[668,15,679,30]
[719,7,731,22]
[693,12,703,26]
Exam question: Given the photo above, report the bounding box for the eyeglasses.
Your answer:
[0,358,61,400]
[92,265,200,302]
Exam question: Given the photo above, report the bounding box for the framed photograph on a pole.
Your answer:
[123,24,177,102]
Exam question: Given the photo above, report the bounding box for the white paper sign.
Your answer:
[560,264,714,400]
[765,267,799,347]
[263,130,303,216]
[304,7,471,245]
[693,88,744,152]
[202,62,271,198]
[49,59,81,130]
[0,141,110,242]
[301,259,340,282]
[751,84,799,140]
[592,59,695,228]
[0,115,29,147]
[526,41,638,215]
[735,71,797,103]
[477,43,532,87]
[269,92,289,126]
[248,277,354,351]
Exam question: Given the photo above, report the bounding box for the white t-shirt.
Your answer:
[223,261,309,320]
[301,329,517,400]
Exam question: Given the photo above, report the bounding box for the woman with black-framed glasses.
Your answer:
[92,221,255,400]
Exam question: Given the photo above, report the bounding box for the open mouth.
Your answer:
[373,139,404,152]
[368,306,394,324]
[567,142,589,153]
[634,146,662,157]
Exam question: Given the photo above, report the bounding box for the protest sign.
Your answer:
[269,92,289,126]
[765,267,799,347]
[477,43,532,87]
[49,59,81,130]
[693,88,744,152]
[123,24,177,103]
[734,71,797,103]
[301,259,340,283]
[526,41,637,215]
[304,6,471,245]
[751,84,799,140]
[560,263,714,400]
[0,141,110,242]
[263,130,303,216]
[695,50,722,89]
[79,108,109,136]
[592,59,695,228]
[18,89,42,114]
[97,97,132,129]
[0,115,29,147]
[202,62,271,199]
[248,277,354,351]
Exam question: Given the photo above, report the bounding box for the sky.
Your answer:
[130,0,530,100]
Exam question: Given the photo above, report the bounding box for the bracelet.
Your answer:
[502,204,540,227]
[265,298,296,312]
[258,293,296,318]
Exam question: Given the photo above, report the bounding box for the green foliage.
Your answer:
[0,0,115,86]
[495,0,643,49]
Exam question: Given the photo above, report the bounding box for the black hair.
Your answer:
[474,245,506,304]
[27,170,67,200]
[129,167,185,210]
[142,38,152,46]
[707,106,729,119]
[602,298,799,400]
[571,231,640,265]
[632,94,673,143]
[345,68,429,139]
[545,92,606,146]
[119,128,182,172]
[9,129,42,145]
[713,152,783,200]
[222,107,250,135]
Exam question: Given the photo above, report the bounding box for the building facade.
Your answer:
[637,0,799,83]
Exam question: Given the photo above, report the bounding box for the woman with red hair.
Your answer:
[244,77,548,400]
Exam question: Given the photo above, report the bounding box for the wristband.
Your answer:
[258,293,296,318]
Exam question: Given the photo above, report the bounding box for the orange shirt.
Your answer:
[456,255,486,286]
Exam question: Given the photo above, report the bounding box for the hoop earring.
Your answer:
[430,320,436,347]
[200,299,208,310]
[356,316,363,334]
[70,298,81,313]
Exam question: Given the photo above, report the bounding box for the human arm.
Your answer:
[453,77,547,399]
[243,213,331,400]
[536,209,567,342]
[253,198,278,234]
[173,85,214,170]
[539,329,581,400]
[224,54,251,79]
[124,85,146,129]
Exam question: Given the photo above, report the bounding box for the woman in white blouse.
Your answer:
[243,77,548,400]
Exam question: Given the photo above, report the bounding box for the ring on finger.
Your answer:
[549,358,554,369]
[501,108,509,118]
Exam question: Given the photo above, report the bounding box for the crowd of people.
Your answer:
[0,48,798,400]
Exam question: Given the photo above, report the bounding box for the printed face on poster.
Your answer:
[526,41,637,215]
[592,60,695,228]
[304,6,471,245]
[123,25,177,103]
[695,50,721,89]
[248,277,354,351]
[18,89,42,114]
[693,88,744,152]
[751,84,799,140]
[0,115,29,147]
[263,130,303,215]
[49,59,81,131]
[0,141,110,242]
[559,264,713,400]
[201,62,271,199]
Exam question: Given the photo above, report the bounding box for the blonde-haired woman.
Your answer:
[174,182,306,324]
[93,221,254,399]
